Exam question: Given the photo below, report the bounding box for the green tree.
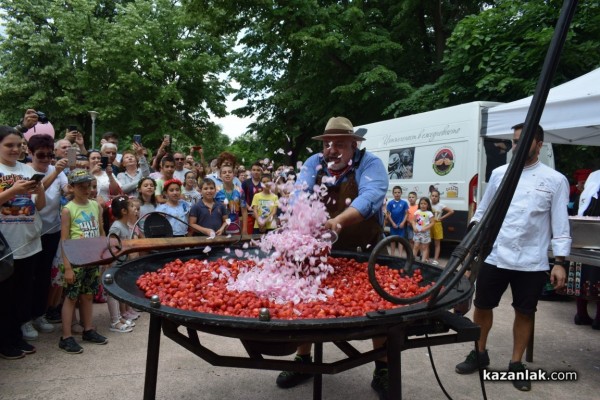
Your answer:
[0,0,233,151]
[389,0,600,115]
[226,0,491,166]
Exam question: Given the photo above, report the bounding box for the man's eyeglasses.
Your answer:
[174,157,185,161]
[34,152,54,160]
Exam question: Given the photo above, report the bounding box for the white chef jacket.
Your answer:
[472,161,571,271]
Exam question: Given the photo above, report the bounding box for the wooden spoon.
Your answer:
[62,234,262,267]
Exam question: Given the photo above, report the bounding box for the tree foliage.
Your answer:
[390,0,600,115]
[0,0,233,152]
[225,0,491,166]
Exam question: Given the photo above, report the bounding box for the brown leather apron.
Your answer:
[317,169,382,252]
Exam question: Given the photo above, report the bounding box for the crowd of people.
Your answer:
[1,110,596,400]
[0,109,298,359]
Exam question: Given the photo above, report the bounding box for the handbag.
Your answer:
[0,230,14,282]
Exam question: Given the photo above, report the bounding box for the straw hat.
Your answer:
[311,117,365,141]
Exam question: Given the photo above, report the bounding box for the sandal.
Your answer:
[120,318,135,327]
[109,321,133,333]
[122,311,140,321]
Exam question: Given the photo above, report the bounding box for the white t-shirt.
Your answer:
[173,168,191,182]
[0,162,43,259]
[94,171,121,200]
[35,165,68,234]
[431,202,445,221]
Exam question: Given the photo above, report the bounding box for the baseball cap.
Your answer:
[68,168,95,185]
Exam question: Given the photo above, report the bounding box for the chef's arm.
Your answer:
[325,207,363,233]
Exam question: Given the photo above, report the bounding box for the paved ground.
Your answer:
[1,253,598,400]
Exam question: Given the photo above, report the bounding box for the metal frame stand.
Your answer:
[140,311,480,400]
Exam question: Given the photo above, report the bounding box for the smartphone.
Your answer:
[100,156,109,170]
[68,125,78,132]
[67,147,77,167]
[30,173,45,182]
[133,134,142,144]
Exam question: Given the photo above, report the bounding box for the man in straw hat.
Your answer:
[276,117,391,399]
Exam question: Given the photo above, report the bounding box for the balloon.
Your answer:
[25,122,55,141]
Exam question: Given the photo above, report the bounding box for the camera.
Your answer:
[36,111,49,124]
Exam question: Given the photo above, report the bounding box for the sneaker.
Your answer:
[276,355,313,388]
[371,368,389,400]
[509,361,531,391]
[82,329,108,345]
[21,321,39,341]
[59,336,83,354]
[0,346,25,360]
[16,339,36,355]
[455,349,490,374]
[32,316,55,333]
[45,306,62,323]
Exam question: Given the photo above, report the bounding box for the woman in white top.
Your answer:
[117,143,150,197]
[89,148,121,202]
[0,126,46,359]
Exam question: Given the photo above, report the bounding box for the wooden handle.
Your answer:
[62,234,261,267]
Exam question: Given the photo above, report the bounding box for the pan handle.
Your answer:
[106,233,122,258]
[367,235,426,304]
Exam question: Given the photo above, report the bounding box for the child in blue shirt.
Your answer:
[386,186,409,257]
[155,179,190,236]
[189,178,228,236]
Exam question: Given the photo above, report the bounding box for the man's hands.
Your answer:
[550,265,566,290]
[22,109,39,129]
[65,130,77,143]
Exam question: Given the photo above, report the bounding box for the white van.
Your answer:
[356,101,554,241]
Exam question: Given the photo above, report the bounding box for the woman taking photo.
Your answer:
[0,126,45,359]
[117,143,150,197]
[89,148,121,202]
[27,134,70,335]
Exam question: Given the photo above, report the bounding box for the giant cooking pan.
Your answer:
[101,244,477,400]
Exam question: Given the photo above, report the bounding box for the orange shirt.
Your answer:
[407,204,418,223]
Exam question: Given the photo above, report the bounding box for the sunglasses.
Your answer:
[34,152,54,160]
[174,157,185,161]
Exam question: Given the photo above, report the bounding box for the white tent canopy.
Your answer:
[482,67,600,145]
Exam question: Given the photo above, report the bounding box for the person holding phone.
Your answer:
[116,143,150,197]
[0,126,46,359]
[28,134,70,335]
[96,132,120,168]
[88,149,121,202]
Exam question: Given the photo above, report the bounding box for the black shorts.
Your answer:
[473,262,548,315]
